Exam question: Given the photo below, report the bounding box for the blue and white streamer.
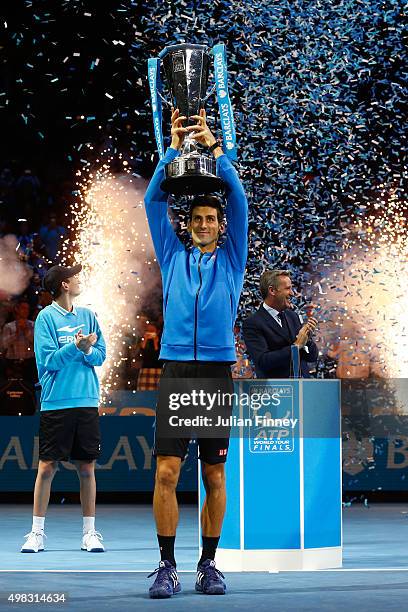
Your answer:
[212,43,237,161]
[147,57,164,160]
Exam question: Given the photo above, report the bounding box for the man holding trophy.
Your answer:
[145,44,248,598]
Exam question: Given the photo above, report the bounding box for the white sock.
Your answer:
[32,516,45,533]
[83,516,95,533]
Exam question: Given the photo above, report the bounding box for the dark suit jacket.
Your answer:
[242,305,318,378]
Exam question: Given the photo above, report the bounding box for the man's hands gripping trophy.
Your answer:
[170,108,222,157]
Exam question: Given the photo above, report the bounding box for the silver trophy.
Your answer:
[150,43,224,196]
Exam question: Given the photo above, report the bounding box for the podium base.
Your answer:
[215,546,342,572]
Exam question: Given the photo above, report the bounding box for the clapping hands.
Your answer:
[74,330,97,353]
[294,317,318,349]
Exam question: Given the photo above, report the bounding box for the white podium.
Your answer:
[199,379,342,571]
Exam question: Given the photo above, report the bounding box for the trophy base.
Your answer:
[160,154,224,195]
[161,174,224,196]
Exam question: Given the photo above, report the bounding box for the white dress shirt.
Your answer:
[262,302,308,352]
[263,302,283,327]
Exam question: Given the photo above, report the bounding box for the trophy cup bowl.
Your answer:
[158,43,224,196]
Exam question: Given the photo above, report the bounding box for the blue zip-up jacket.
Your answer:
[144,147,248,362]
[34,301,106,410]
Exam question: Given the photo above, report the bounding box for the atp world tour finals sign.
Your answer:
[248,384,296,453]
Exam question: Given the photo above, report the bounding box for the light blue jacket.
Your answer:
[34,302,106,410]
[144,147,248,362]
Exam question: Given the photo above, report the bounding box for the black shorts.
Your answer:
[153,361,233,465]
[39,407,101,462]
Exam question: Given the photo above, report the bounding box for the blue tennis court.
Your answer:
[1,504,408,611]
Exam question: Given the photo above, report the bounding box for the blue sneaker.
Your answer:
[195,559,226,595]
[148,560,181,599]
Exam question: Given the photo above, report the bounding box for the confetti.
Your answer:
[3,0,406,405]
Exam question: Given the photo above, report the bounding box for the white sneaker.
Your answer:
[21,531,45,553]
[81,530,105,552]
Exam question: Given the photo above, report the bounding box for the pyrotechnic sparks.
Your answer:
[61,157,161,404]
[313,186,408,380]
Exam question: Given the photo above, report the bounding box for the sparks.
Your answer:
[61,159,160,404]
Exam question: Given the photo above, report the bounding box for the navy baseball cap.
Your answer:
[43,264,82,296]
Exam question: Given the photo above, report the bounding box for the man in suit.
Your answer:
[242,270,318,378]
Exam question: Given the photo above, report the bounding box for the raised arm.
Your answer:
[187,109,248,272]
[218,155,248,272]
[144,149,180,267]
[144,108,189,267]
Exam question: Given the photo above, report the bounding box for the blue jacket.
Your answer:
[34,301,106,410]
[144,147,248,362]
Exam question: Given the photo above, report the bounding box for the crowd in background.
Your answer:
[0,166,59,387]
[0,165,68,413]
[0,164,388,423]
[0,164,169,414]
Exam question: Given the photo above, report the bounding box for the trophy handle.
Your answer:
[202,84,216,104]
[157,90,172,108]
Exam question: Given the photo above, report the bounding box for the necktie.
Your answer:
[279,311,302,377]
[278,311,293,342]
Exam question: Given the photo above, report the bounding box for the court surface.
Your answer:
[0,503,407,611]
